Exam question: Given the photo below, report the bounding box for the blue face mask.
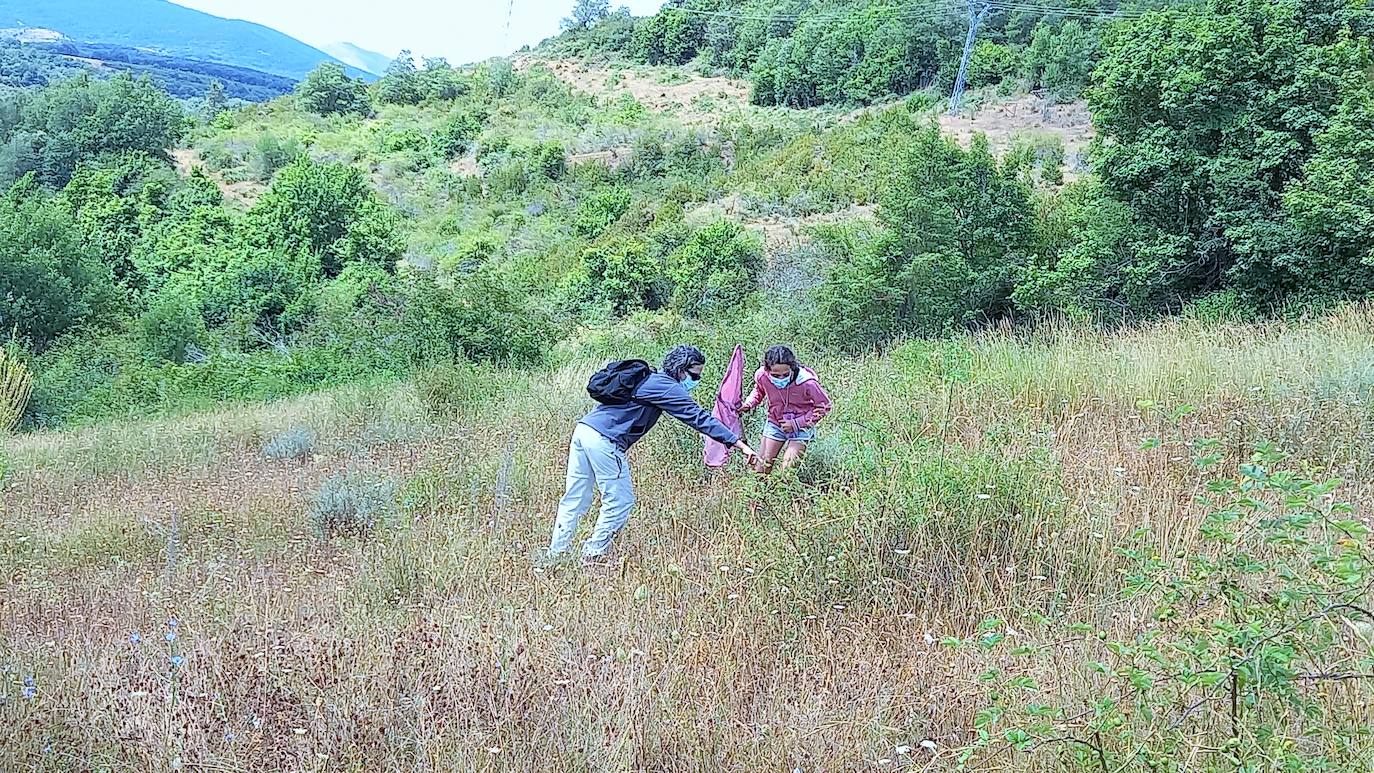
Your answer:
[770,374,793,389]
[681,376,700,392]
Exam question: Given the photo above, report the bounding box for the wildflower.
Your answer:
[21,676,36,699]
[224,732,237,742]
[129,632,142,645]
[920,739,938,751]
[170,655,186,668]
[168,619,178,629]
[896,744,912,755]
[165,631,177,642]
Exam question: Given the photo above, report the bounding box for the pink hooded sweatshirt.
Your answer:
[740,366,833,430]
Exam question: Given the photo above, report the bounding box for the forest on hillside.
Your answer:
[0,0,1369,429]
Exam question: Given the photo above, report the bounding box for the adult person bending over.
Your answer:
[548,345,758,564]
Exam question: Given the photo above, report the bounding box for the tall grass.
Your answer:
[2,312,1373,770]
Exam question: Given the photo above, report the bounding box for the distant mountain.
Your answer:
[323,42,392,77]
[0,0,368,80]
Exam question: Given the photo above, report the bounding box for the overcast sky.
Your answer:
[169,0,665,63]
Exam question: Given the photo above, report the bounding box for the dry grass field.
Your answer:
[4,310,1374,771]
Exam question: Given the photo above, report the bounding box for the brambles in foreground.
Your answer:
[959,442,1374,770]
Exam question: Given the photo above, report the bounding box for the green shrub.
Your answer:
[664,220,764,317]
[581,236,662,315]
[251,133,303,182]
[433,108,485,159]
[529,141,566,180]
[573,186,633,238]
[296,63,372,117]
[138,280,207,364]
[249,158,404,278]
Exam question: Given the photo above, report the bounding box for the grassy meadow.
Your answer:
[4,308,1374,771]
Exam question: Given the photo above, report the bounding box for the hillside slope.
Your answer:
[0,0,364,79]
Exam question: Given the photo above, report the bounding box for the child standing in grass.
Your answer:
[739,345,832,473]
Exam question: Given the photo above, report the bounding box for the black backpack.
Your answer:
[587,359,652,405]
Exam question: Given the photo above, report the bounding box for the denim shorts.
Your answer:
[764,420,816,443]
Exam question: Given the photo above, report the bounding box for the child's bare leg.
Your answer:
[779,441,808,470]
[757,437,786,474]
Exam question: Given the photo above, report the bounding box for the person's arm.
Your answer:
[739,379,765,413]
[799,380,833,428]
[650,383,741,446]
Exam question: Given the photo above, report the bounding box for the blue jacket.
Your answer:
[580,372,739,452]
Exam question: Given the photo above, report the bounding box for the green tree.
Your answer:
[1282,79,1374,295]
[562,0,611,31]
[630,7,707,65]
[295,63,372,117]
[377,51,422,105]
[666,220,764,316]
[1023,20,1097,98]
[1090,0,1370,306]
[249,158,404,278]
[0,176,120,350]
[203,80,228,119]
[415,57,469,100]
[0,73,185,188]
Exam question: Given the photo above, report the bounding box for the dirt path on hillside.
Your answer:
[515,56,751,124]
[937,96,1094,173]
[172,148,264,207]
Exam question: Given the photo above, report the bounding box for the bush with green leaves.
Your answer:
[0,176,120,351]
[249,158,404,278]
[580,236,662,315]
[958,442,1374,770]
[295,63,372,117]
[666,220,764,317]
[433,107,485,159]
[138,279,207,363]
[573,186,633,238]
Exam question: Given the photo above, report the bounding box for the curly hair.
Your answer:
[662,344,706,380]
